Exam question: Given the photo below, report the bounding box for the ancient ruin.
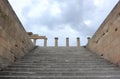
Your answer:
[27,33,80,47]
[0,0,120,79]
[27,32,47,47]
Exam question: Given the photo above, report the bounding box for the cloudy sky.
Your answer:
[8,0,119,46]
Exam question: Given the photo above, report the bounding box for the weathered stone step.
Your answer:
[13,62,114,64]
[21,55,103,59]
[1,69,120,72]
[12,63,115,66]
[25,52,94,54]
[16,60,106,63]
[20,56,104,59]
[18,58,105,61]
[15,58,110,61]
[0,47,120,79]
[21,56,102,59]
[24,51,90,53]
[3,67,119,71]
[22,53,99,56]
[0,75,120,79]
[6,65,116,69]
[8,64,115,68]
[15,61,111,64]
[14,61,112,64]
[0,71,120,76]
[21,54,102,56]
[16,60,108,63]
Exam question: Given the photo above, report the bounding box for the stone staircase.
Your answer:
[0,47,120,79]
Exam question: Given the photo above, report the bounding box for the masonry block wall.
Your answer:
[0,0,33,69]
[87,1,120,65]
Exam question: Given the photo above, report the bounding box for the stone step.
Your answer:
[14,61,111,64]
[21,56,97,58]
[3,67,119,71]
[11,63,115,66]
[0,47,120,79]
[7,64,115,68]
[13,63,113,67]
[13,62,116,66]
[1,69,120,73]
[0,75,120,79]
[22,53,98,55]
[18,58,105,61]
[18,59,104,61]
[14,60,111,63]
[20,56,104,59]
[0,71,120,76]
[15,59,111,61]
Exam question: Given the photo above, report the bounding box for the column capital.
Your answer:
[55,37,58,47]
[66,37,69,39]
[33,38,37,40]
[66,37,69,47]
[45,38,47,40]
[77,37,80,47]
[77,37,80,39]
[87,37,90,39]
[55,37,58,39]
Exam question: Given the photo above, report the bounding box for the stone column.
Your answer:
[44,38,47,47]
[33,39,37,46]
[55,37,58,47]
[77,37,80,47]
[66,37,69,47]
[87,37,90,43]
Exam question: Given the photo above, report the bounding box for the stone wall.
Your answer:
[87,1,120,65]
[0,0,33,68]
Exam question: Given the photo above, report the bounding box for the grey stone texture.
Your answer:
[0,47,120,79]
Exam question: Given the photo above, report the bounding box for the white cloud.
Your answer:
[50,2,61,17]
[94,0,104,7]
[28,0,49,18]
[8,0,119,46]
[84,20,92,27]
